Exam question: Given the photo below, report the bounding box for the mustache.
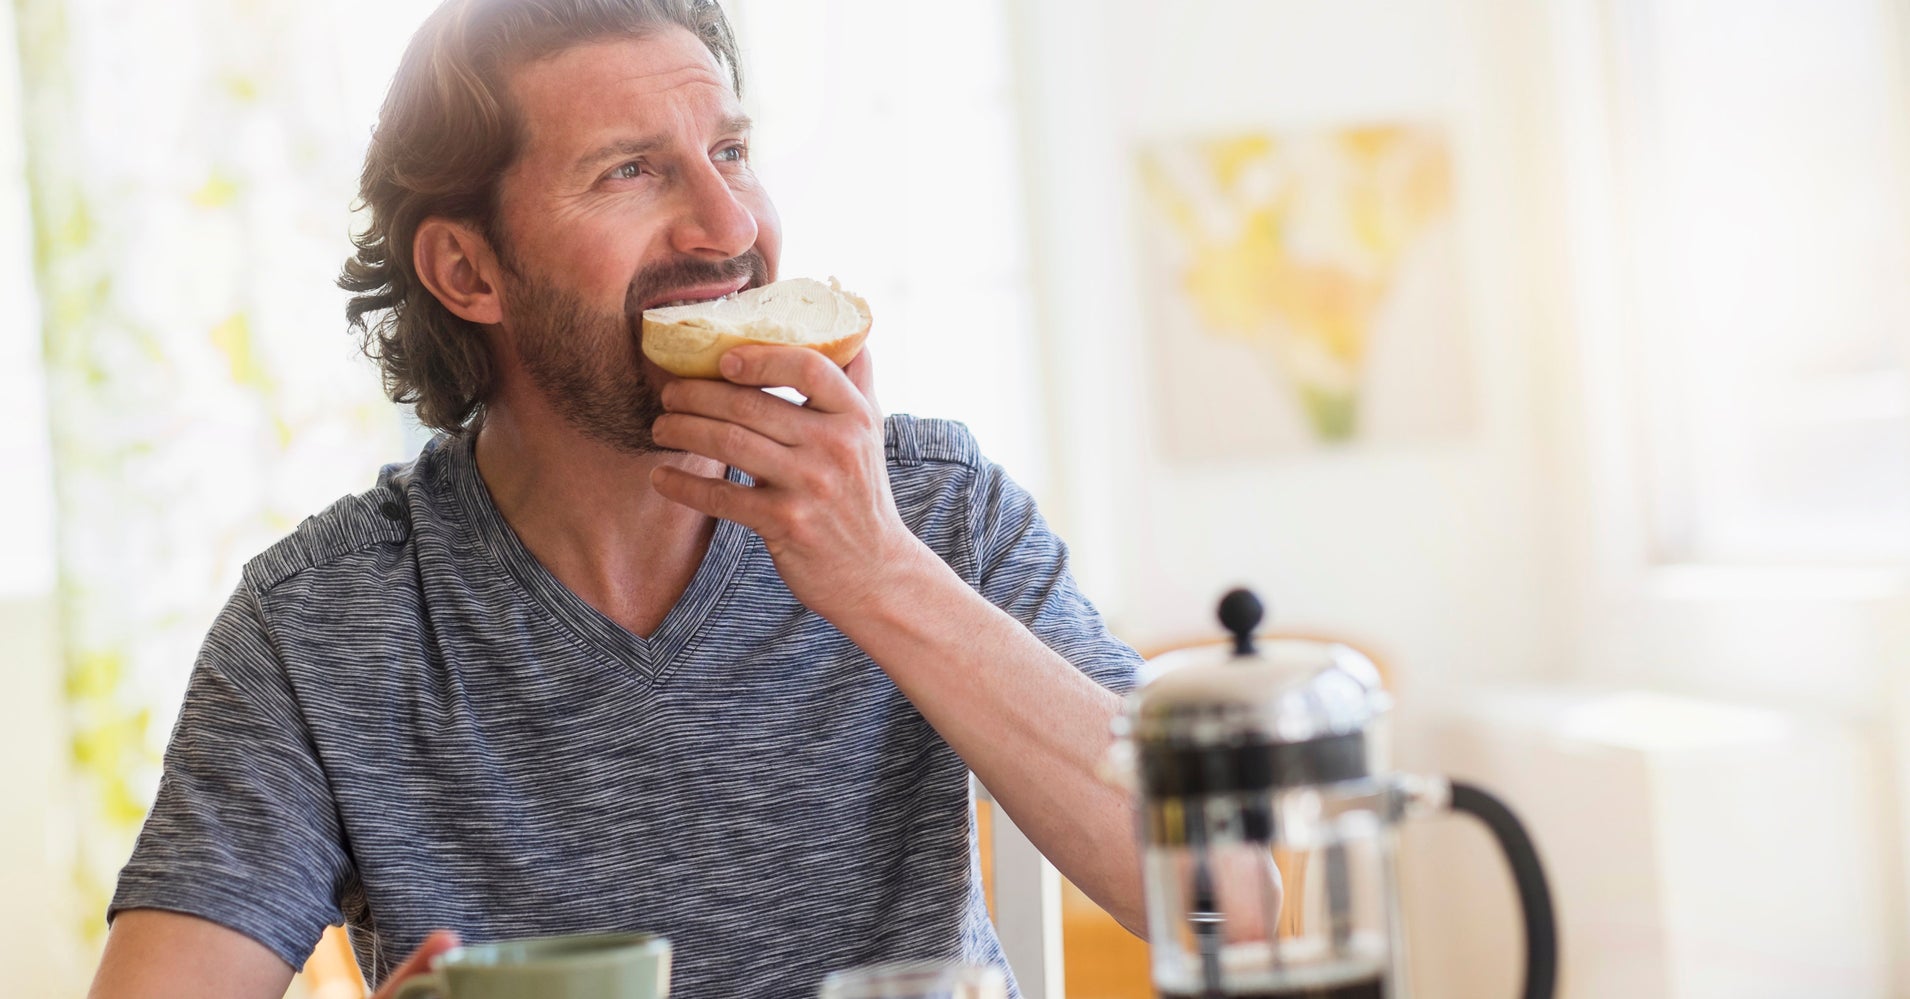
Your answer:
[624,250,770,315]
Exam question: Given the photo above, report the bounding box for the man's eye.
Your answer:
[715,144,747,164]
[611,161,647,181]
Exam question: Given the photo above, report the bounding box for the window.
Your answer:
[0,0,56,599]
[1605,0,1910,566]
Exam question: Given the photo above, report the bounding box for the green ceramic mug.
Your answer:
[391,932,672,999]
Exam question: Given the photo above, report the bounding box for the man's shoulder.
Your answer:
[883,413,986,471]
[239,446,442,597]
[880,414,1034,580]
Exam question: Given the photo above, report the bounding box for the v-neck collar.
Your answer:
[436,432,752,683]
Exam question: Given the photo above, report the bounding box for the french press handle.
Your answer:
[1413,777,1559,999]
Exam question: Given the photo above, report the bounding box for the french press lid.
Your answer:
[1126,589,1391,797]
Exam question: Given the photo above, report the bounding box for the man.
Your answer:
[88,1,1143,996]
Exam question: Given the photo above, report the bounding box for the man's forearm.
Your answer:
[829,543,1147,937]
[646,346,1144,930]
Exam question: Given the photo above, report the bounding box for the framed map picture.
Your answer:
[1138,124,1473,459]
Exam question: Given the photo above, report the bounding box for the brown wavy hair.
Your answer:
[339,0,743,434]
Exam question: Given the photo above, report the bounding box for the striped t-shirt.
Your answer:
[110,414,1141,998]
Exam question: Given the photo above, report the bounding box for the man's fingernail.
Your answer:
[720,351,743,378]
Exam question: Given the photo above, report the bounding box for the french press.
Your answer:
[1109,590,1557,999]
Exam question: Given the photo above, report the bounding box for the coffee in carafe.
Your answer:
[1157,980,1383,999]
[1156,962,1387,999]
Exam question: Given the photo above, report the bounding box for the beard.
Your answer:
[503,249,769,454]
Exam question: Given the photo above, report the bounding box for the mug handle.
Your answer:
[390,971,448,999]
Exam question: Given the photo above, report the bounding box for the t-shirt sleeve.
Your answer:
[968,461,1143,694]
[108,581,352,971]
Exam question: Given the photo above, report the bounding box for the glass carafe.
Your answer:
[1112,590,1557,999]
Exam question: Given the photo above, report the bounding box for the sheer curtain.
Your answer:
[12,0,434,979]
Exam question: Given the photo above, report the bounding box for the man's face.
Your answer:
[489,29,781,452]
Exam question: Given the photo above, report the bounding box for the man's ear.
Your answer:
[413,218,505,325]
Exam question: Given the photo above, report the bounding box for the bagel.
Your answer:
[640,277,871,379]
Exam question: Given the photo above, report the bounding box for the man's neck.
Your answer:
[472,399,721,640]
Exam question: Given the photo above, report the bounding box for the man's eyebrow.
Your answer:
[575,136,665,176]
[572,114,755,177]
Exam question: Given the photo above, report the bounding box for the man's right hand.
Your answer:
[370,929,461,998]
[90,909,459,999]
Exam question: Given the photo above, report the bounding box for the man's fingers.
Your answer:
[660,377,814,446]
[652,413,791,480]
[718,344,865,415]
[843,346,878,407]
[370,930,460,998]
[650,464,771,528]
[398,930,461,973]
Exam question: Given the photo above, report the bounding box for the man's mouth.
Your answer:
[640,277,752,313]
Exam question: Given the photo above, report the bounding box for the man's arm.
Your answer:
[91,910,459,999]
[824,549,1145,935]
[89,910,294,999]
[99,581,462,993]
[651,346,1146,936]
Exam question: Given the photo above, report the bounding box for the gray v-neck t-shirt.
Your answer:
[109,415,1141,998]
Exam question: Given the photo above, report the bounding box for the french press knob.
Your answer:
[1110,590,1558,999]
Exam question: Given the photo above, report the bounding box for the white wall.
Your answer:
[1011,0,1573,701]
[729,0,1055,497]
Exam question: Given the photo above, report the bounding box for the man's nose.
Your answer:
[671,162,759,259]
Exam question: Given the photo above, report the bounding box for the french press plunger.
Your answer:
[1109,590,1558,999]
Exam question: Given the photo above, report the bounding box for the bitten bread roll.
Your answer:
[640,277,872,379]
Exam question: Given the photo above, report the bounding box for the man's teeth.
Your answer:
[655,291,737,309]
